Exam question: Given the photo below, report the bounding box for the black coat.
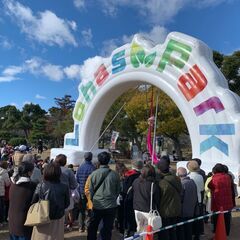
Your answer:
[32,180,70,220]
[132,177,160,213]
[9,181,36,238]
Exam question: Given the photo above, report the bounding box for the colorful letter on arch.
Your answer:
[51,32,240,181]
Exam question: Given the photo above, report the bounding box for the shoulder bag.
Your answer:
[92,169,111,199]
[24,184,50,226]
[148,182,162,231]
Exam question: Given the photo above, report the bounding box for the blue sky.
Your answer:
[0,0,239,110]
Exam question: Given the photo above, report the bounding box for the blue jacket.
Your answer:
[76,161,95,194]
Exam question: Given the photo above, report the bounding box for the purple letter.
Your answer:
[193,96,224,116]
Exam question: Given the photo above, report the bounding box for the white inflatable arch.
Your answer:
[51,32,240,177]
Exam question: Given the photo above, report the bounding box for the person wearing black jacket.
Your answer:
[31,163,70,240]
[122,160,143,237]
[132,164,160,233]
[9,162,36,240]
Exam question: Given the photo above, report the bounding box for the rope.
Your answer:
[90,85,141,151]
[124,207,240,240]
[89,102,126,151]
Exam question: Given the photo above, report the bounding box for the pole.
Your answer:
[89,102,127,151]
[152,92,159,165]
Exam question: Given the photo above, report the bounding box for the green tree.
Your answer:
[17,103,47,139]
[47,95,75,147]
[125,87,187,158]
[213,50,224,69]
[221,51,240,95]
[0,105,21,142]
[29,118,48,144]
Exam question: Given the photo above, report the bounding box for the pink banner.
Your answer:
[147,116,159,164]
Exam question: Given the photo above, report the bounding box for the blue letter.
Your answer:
[112,50,126,74]
[65,124,79,146]
[200,124,235,156]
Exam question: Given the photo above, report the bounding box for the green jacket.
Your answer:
[158,172,182,218]
[89,165,120,210]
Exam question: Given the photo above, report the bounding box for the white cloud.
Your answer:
[140,26,168,44]
[0,75,18,82]
[81,28,93,48]
[24,57,42,74]
[42,64,64,81]
[64,64,82,79]
[10,102,19,107]
[80,56,106,84]
[100,0,186,24]
[197,0,233,7]
[0,65,23,82]
[100,26,168,56]
[2,66,23,76]
[0,35,13,49]
[3,0,78,47]
[100,0,234,24]
[23,101,32,107]
[35,94,46,100]
[73,0,85,9]
[100,38,121,57]
[68,20,77,31]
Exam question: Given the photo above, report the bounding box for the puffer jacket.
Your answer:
[76,161,95,194]
[0,167,10,196]
[32,180,70,220]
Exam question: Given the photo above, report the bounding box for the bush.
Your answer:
[8,137,27,147]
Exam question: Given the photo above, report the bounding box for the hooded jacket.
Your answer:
[8,177,36,238]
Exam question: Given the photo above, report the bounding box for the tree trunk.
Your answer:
[173,138,182,161]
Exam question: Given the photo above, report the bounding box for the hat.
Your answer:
[19,145,27,152]
[157,158,170,173]
[187,160,199,172]
[132,160,144,170]
[22,153,34,163]
[84,152,92,161]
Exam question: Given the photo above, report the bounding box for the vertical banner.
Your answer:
[110,131,119,150]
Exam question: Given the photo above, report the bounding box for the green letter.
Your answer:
[80,81,96,103]
[157,39,192,72]
[130,42,156,68]
[73,102,85,121]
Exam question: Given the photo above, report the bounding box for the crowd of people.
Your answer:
[0,144,239,240]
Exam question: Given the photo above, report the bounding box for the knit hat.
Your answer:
[84,152,92,161]
[187,160,199,172]
[132,160,144,170]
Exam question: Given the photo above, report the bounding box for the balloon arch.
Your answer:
[51,32,240,178]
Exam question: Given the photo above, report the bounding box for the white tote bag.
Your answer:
[147,183,162,231]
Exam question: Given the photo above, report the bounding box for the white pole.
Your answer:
[90,102,126,151]
[152,92,159,165]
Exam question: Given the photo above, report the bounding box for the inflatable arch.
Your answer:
[51,32,240,177]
